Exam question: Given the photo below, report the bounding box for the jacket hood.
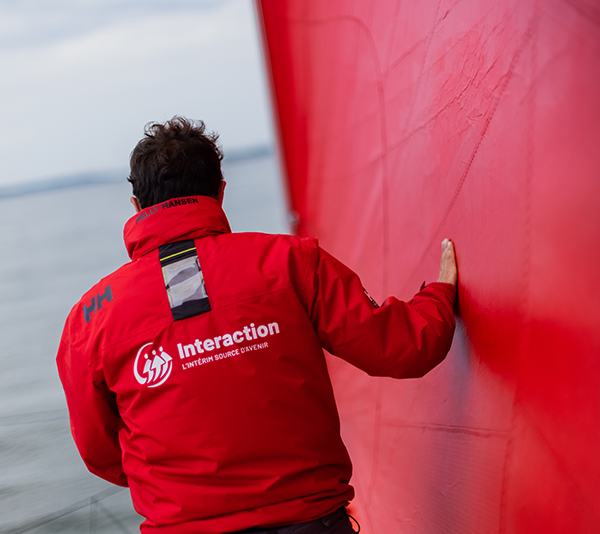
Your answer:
[123,195,232,260]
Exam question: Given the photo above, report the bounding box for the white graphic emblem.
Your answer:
[134,343,173,388]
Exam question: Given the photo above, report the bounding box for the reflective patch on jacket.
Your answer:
[159,240,211,321]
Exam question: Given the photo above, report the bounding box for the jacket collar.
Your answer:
[124,196,232,260]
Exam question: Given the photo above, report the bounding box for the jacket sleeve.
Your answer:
[308,246,456,378]
[56,327,128,487]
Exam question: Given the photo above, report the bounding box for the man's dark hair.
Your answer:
[128,117,224,209]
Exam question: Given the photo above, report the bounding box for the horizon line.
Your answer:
[0,144,273,200]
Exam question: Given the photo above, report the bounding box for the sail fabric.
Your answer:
[257,0,600,532]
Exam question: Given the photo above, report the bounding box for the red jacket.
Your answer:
[57,196,455,533]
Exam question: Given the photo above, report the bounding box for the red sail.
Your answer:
[257,1,600,532]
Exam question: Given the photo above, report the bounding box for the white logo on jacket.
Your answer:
[134,343,173,388]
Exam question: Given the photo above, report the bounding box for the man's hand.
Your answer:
[438,239,458,286]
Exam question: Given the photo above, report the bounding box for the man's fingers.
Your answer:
[438,238,458,286]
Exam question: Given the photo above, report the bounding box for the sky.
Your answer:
[0,0,274,187]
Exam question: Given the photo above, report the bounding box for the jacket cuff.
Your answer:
[419,281,456,303]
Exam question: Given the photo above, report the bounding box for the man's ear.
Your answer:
[130,197,142,213]
[217,181,227,206]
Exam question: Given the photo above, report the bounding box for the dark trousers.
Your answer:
[230,507,357,534]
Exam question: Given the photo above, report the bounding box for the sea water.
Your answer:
[0,155,287,533]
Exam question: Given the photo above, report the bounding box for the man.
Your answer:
[57,117,457,534]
